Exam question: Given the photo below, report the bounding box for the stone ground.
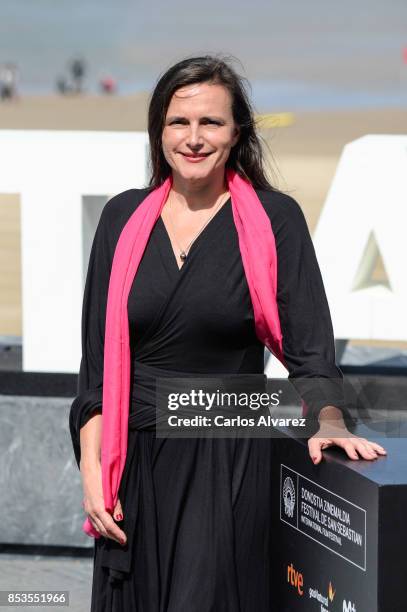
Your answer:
[0,553,93,612]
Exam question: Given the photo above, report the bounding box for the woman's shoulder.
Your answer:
[95,187,153,251]
[255,187,305,221]
[254,187,310,237]
[100,186,153,226]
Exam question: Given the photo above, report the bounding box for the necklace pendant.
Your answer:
[180,251,187,261]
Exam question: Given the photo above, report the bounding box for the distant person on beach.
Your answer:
[0,63,18,101]
[99,76,117,94]
[56,76,70,95]
[70,57,86,94]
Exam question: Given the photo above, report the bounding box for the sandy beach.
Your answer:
[0,94,406,340]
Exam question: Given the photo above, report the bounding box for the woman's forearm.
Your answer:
[318,405,346,426]
[79,410,102,471]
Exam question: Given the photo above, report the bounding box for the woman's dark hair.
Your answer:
[147,54,281,191]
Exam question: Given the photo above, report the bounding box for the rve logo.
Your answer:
[343,600,356,612]
[287,562,303,596]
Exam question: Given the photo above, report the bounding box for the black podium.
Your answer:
[270,426,407,612]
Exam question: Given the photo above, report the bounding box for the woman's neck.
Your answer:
[170,172,228,212]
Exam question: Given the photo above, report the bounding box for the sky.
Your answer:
[0,0,406,108]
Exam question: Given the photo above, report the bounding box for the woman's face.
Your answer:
[161,82,240,186]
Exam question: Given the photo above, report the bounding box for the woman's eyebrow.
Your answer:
[166,115,225,122]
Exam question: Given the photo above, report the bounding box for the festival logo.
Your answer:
[280,464,366,570]
[283,476,296,518]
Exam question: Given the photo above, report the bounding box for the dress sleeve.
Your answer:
[69,203,113,469]
[274,195,354,429]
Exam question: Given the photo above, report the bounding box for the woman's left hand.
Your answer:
[308,406,387,465]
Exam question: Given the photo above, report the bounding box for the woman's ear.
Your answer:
[232,125,240,146]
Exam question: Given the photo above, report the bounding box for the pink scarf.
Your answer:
[83,168,286,538]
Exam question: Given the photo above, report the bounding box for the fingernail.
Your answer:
[115,514,123,521]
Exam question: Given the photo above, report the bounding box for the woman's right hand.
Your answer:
[80,458,127,546]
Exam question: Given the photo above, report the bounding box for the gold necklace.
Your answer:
[167,191,230,263]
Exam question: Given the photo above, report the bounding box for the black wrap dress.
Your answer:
[69,186,349,612]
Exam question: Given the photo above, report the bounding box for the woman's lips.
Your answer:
[180,153,211,163]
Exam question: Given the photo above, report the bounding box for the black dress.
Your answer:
[69,186,349,612]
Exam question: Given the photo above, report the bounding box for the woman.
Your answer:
[69,55,386,611]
